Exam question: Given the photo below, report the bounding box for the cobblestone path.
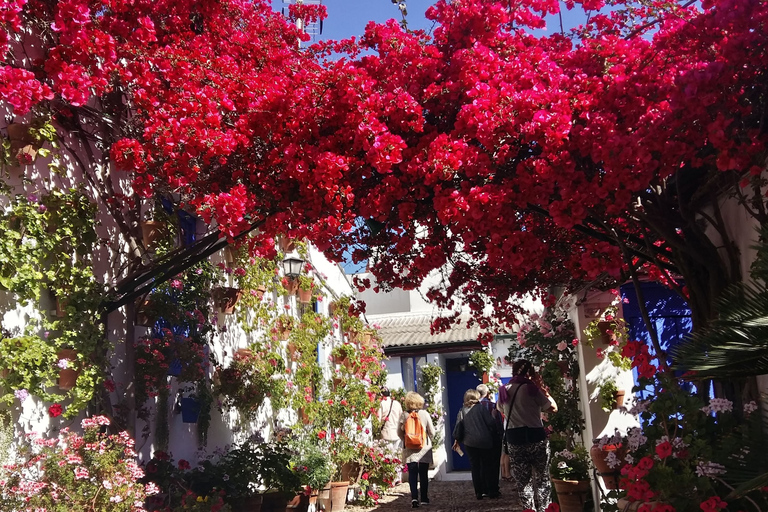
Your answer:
[347,479,525,512]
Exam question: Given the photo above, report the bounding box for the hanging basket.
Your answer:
[57,349,79,391]
[212,287,242,314]
[279,237,296,252]
[284,277,299,295]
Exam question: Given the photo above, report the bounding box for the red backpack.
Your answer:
[404,411,425,450]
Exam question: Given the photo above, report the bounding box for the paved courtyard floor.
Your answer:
[347,478,525,512]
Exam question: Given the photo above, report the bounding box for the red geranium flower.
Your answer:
[48,403,63,417]
[178,459,191,470]
[318,430,327,440]
[655,441,673,459]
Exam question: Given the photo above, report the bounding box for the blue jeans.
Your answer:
[406,462,429,502]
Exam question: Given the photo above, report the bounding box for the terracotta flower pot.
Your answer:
[135,300,155,327]
[231,494,264,512]
[213,287,242,314]
[617,498,666,512]
[328,302,337,317]
[287,342,299,361]
[329,481,349,512]
[279,237,296,252]
[261,491,290,512]
[590,443,626,490]
[255,285,267,299]
[55,296,67,318]
[285,493,309,512]
[57,349,79,391]
[140,220,165,251]
[345,330,359,344]
[597,321,614,345]
[551,479,591,512]
[284,277,299,295]
[298,287,312,303]
[613,389,626,409]
[298,407,311,425]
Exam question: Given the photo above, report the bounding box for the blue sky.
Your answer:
[272,0,590,42]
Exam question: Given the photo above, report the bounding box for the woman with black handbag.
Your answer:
[497,360,558,512]
[452,389,501,500]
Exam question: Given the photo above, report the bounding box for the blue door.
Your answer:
[445,358,481,471]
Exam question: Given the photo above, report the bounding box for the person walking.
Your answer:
[476,384,504,488]
[377,387,403,483]
[452,388,501,500]
[399,391,436,508]
[497,360,558,512]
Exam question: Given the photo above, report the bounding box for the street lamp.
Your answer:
[282,252,304,279]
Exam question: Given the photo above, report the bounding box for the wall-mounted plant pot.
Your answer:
[279,237,296,253]
[482,372,489,384]
[597,321,614,345]
[235,348,253,360]
[57,349,79,391]
[212,287,242,314]
[332,377,343,390]
[298,288,312,303]
[328,302,337,317]
[55,296,67,318]
[140,220,166,251]
[284,277,299,295]
[287,342,299,361]
[255,285,267,299]
[590,443,626,490]
[180,397,201,423]
[135,300,155,327]
[613,390,626,409]
[345,330,359,344]
[298,407,311,425]
[167,359,182,377]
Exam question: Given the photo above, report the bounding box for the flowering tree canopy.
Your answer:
[3,0,767,333]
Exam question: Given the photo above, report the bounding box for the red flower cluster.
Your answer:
[621,340,658,380]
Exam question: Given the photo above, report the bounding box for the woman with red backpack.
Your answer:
[398,391,436,508]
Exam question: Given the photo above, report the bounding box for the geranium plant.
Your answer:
[0,415,152,511]
[550,446,591,482]
[216,346,286,421]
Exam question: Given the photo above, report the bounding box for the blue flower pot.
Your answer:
[167,359,182,376]
[180,397,201,423]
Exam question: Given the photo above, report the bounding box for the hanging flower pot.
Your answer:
[298,287,312,303]
[135,300,155,327]
[283,277,299,295]
[328,301,337,317]
[345,329,359,344]
[55,296,67,318]
[597,321,614,345]
[332,376,343,390]
[57,349,79,391]
[167,359,182,377]
[287,342,299,361]
[277,317,293,341]
[279,236,296,252]
[552,479,591,512]
[212,287,242,314]
[613,389,626,409]
[590,443,626,490]
[180,397,201,423]
[482,372,490,384]
[298,407,311,425]
[255,285,267,299]
[140,220,166,251]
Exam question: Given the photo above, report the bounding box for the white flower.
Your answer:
[743,401,758,414]
[605,451,621,469]
[558,461,567,469]
[702,398,733,415]
[695,461,727,478]
[626,427,647,451]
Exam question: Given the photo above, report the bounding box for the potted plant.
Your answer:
[297,274,314,303]
[549,446,592,512]
[276,314,295,341]
[468,348,494,379]
[330,343,356,367]
[216,347,286,421]
[0,415,149,510]
[598,378,623,411]
[212,286,242,314]
[590,433,626,490]
[290,440,333,510]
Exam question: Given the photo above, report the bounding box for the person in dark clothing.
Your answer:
[477,384,504,489]
[452,389,501,500]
